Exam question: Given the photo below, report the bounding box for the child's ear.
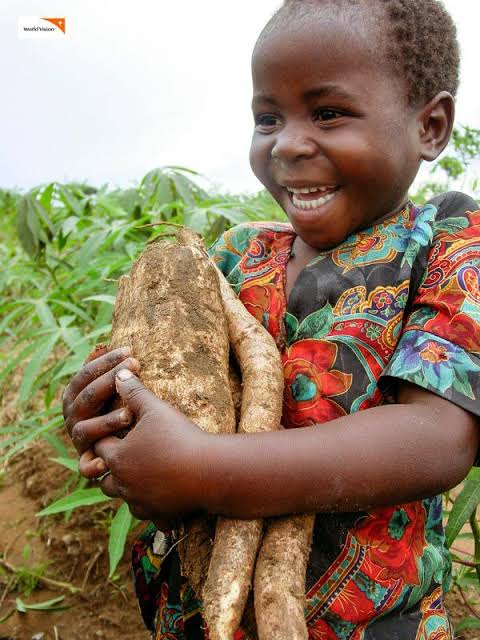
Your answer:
[418,91,455,162]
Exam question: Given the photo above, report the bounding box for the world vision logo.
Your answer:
[42,18,66,33]
[18,16,67,39]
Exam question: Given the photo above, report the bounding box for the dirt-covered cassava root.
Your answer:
[254,514,315,640]
[109,229,237,600]
[212,271,313,640]
[202,270,284,640]
[109,228,312,640]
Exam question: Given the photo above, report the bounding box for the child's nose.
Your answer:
[270,122,317,163]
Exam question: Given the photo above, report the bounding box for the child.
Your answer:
[63,0,480,638]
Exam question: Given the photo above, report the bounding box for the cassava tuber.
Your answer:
[109,228,236,601]
[109,228,312,640]
[202,269,284,640]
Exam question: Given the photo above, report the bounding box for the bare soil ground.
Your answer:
[0,441,149,640]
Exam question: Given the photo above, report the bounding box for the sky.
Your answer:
[1,0,479,195]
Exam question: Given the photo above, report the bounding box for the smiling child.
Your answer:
[63,1,480,638]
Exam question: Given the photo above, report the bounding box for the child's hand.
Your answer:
[92,368,208,523]
[62,346,140,477]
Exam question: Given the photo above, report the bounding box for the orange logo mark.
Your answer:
[41,17,66,33]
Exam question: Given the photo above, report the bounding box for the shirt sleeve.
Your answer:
[207,222,267,292]
[381,206,480,464]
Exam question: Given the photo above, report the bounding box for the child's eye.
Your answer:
[254,114,281,130]
[314,109,344,122]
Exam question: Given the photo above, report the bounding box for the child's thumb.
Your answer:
[114,369,157,416]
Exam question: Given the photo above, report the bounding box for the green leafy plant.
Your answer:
[0,595,68,624]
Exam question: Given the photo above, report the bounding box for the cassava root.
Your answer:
[109,228,313,640]
[254,514,315,640]
[202,269,284,640]
[109,229,236,600]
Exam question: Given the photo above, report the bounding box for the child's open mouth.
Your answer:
[286,186,340,210]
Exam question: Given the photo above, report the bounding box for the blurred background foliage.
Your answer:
[1,125,479,627]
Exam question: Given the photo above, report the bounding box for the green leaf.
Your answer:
[60,327,84,352]
[171,173,197,207]
[210,208,248,225]
[49,457,79,473]
[50,298,94,325]
[0,414,63,464]
[39,182,55,213]
[37,487,111,516]
[445,479,480,547]
[453,571,480,588]
[113,188,143,216]
[297,303,334,341]
[97,196,129,219]
[0,305,26,336]
[52,351,90,381]
[141,169,174,208]
[83,294,116,305]
[167,165,203,177]
[18,333,60,404]
[456,617,480,633]
[16,196,40,256]
[15,597,27,613]
[61,215,79,237]
[75,231,109,268]
[57,184,84,216]
[43,433,71,458]
[21,595,67,611]
[33,199,55,236]
[67,325,112,352]
[0,340,38,388]
[108,503,132,577]
[35,300,57,329]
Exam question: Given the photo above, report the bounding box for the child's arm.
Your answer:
[92,368,479,522]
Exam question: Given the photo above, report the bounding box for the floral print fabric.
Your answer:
[132,198,480,639]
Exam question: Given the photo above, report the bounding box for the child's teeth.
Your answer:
[289,186,332,194]
[292,191,337,209]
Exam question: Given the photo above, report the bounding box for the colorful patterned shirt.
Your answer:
[132,195,480,640]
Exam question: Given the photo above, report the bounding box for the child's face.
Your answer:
[250,11,424,250]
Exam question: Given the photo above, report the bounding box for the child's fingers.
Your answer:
[64,357,140,434]
[94,437,125,497]
[79,449,109,479]
[114,369,166,418]
[99,469,123,499]
[62,346,133,413]
[71,407,134,454]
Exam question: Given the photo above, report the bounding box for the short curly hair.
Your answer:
[256,0,460,106]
